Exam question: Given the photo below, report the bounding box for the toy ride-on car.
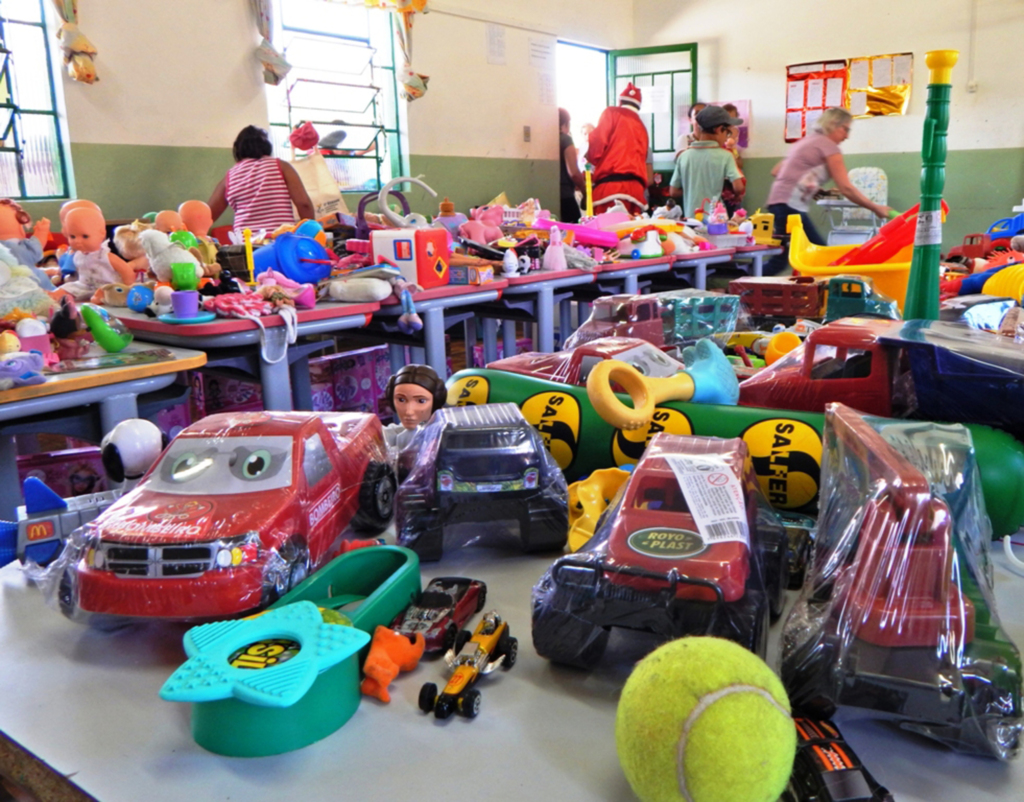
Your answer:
[419,610,517,720]
[391,576,488,655]
[55,411,397,621]
[397,403,568,561]
[532,433,788,669]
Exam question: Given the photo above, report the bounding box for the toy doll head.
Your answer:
[154,210,185,234]
[178,200,213,237]
[64,207,107,254]
[0,199,31,240]
[59,199,102,228]
[385,364,446,430]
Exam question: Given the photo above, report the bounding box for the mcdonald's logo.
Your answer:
[26,521,55,542]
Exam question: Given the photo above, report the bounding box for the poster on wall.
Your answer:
[784,61,848,142]
[710,99,751,149]
[847,52,913,118]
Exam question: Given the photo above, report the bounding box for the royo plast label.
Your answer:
[627,527,706,559]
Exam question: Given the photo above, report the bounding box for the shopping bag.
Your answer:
[289,150,349,218]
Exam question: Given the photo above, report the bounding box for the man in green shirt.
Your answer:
[669,105,745,219]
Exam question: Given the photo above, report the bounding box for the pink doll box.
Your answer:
[17,447,109,498]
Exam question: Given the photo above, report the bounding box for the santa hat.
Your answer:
[619,82,642,110]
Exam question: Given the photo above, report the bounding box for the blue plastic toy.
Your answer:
[252,233,332,284]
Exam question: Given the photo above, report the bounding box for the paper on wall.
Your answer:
[871,56,894,88]
[849,58,869,90]
[805,108,823,132]
[806,79,824,108]
[487,23,505,66]
[848,91,868,116]
[642,85,670,115]
[786,111,804,140]
[529,36,554,71]
[787,81,805,109]
[893,54,913,85]
[825,78,845,107]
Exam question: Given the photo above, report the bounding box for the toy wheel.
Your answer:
[442,623,458,653]
[455,629,473,654]
[460,689,481,718]
[57,568,77,619]
[273,537,310,598]
[501,636,518,670]
[522,503,570,554]
[434,695,456,720]
[353,461,396,533]
[419,682,437,713]
[398,504,444,562]
[531,600,609,670]
[475,584,487,612]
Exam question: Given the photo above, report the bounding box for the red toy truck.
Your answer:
[58,411,396,620]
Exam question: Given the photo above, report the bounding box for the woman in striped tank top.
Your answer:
[209,126,316,237]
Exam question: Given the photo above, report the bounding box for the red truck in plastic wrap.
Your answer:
[56,411,396,621]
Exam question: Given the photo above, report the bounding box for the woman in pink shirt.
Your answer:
[209,126,316,238]
[764,108,893,274]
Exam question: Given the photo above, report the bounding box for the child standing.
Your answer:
[669,106,746,219]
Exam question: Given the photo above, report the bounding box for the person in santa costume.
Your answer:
[585,82,652,215]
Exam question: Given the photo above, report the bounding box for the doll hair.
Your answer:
[0,199,31,227]
[233,126,274,162]
[385,364,446,413]
[113,219,154,260]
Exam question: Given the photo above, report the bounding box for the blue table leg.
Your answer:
[535,285,555,352]
[482,318,498,365]
[99,393,140,433]
[559,298,573,346]
[259,357,295,411]
[694,261,708,290]
[502,320,517,359]
[752,254,764,277]
[423,308,448,378]
[0,434,18,520]
[463,318,477,371]
[389,344,405,373]
[624,274,639,294]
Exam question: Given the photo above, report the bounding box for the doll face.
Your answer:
[59,199,102,227]
[64,207,106,253]
[0,203,26,240]
[178,200,213,237]
[154,210,185,234]
[393,382,435,430]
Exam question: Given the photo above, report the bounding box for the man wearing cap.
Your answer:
[669,105,746,220]
[585,82,652,215]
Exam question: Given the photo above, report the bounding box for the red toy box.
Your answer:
[370,227,450,289]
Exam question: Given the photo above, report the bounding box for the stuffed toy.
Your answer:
[360,625,426,703]
[137,229,203,285]
[0,350,46,391]
[112,219,154,279]
[0,244,58,319]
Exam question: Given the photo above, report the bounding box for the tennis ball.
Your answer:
[615,637,796,802]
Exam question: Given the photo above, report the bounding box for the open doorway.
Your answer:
[556,42,607,170]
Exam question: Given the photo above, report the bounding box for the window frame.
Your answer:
[0,0,71,200]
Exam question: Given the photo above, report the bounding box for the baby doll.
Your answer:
[0,199,55,288]
[178,199,220,268]
[154,210,185,234]
[59,207,134,301]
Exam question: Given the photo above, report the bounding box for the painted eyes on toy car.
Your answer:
[164,449,217,482]
[227,447,285,481]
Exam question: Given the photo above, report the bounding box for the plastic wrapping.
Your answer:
[564,289,740,351]
[728,275,899,327]
[531,433,788,669]
[395,403,568,561]
[43,411,396,622]
[781,402,1022,759]
[939,293,1016,332]
[487,336,689,387]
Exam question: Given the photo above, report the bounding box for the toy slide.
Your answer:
[830,201,949,267]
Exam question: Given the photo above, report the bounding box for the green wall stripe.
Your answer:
[20,142,1019,250]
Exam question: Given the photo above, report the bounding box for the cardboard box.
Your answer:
[449,265,494,285]
[155,402,192,440]
[190,369,264,420]
[17,447,108,498]
[308,345,391,416]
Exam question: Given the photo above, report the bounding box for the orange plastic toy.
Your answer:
[360,625,426,703]
[178,200,214,239]
[154,210,185,234]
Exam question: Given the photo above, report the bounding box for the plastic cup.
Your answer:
[170,290,200,319]
[170,262,199,291]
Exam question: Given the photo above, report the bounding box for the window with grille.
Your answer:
[0,0,70,200]
[609,44,698,165]
[266,1,403,193]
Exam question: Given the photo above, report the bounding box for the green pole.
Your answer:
[903,49,958,320]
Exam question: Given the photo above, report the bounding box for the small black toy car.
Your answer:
[397,403,568,561]
[781,717,894,802]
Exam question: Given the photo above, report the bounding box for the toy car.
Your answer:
[391,576,487,655]
[396,403,568,561]
[532,433,788,669]
[487,336,688,388]
[57,411,397,620]
[781,404,1022,759]
[781,717,894,802]
[418,610,517,719]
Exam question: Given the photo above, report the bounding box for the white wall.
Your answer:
[61,0,267,147]
[407,0,635,159]
[632,0,1024,157]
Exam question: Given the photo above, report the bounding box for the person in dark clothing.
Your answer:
[559,108,586,223]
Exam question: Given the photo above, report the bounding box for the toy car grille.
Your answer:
[100,543,216,578]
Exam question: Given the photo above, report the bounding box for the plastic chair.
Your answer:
[827,166,887,245]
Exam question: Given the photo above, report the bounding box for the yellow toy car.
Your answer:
[418,610,517,719]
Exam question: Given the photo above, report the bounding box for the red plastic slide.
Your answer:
[830,200,950,267]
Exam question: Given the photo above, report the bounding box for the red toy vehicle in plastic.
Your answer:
[531,434,787,668]
[391,576,487,655]
[489,336,687,387]
[58,411,396,620]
